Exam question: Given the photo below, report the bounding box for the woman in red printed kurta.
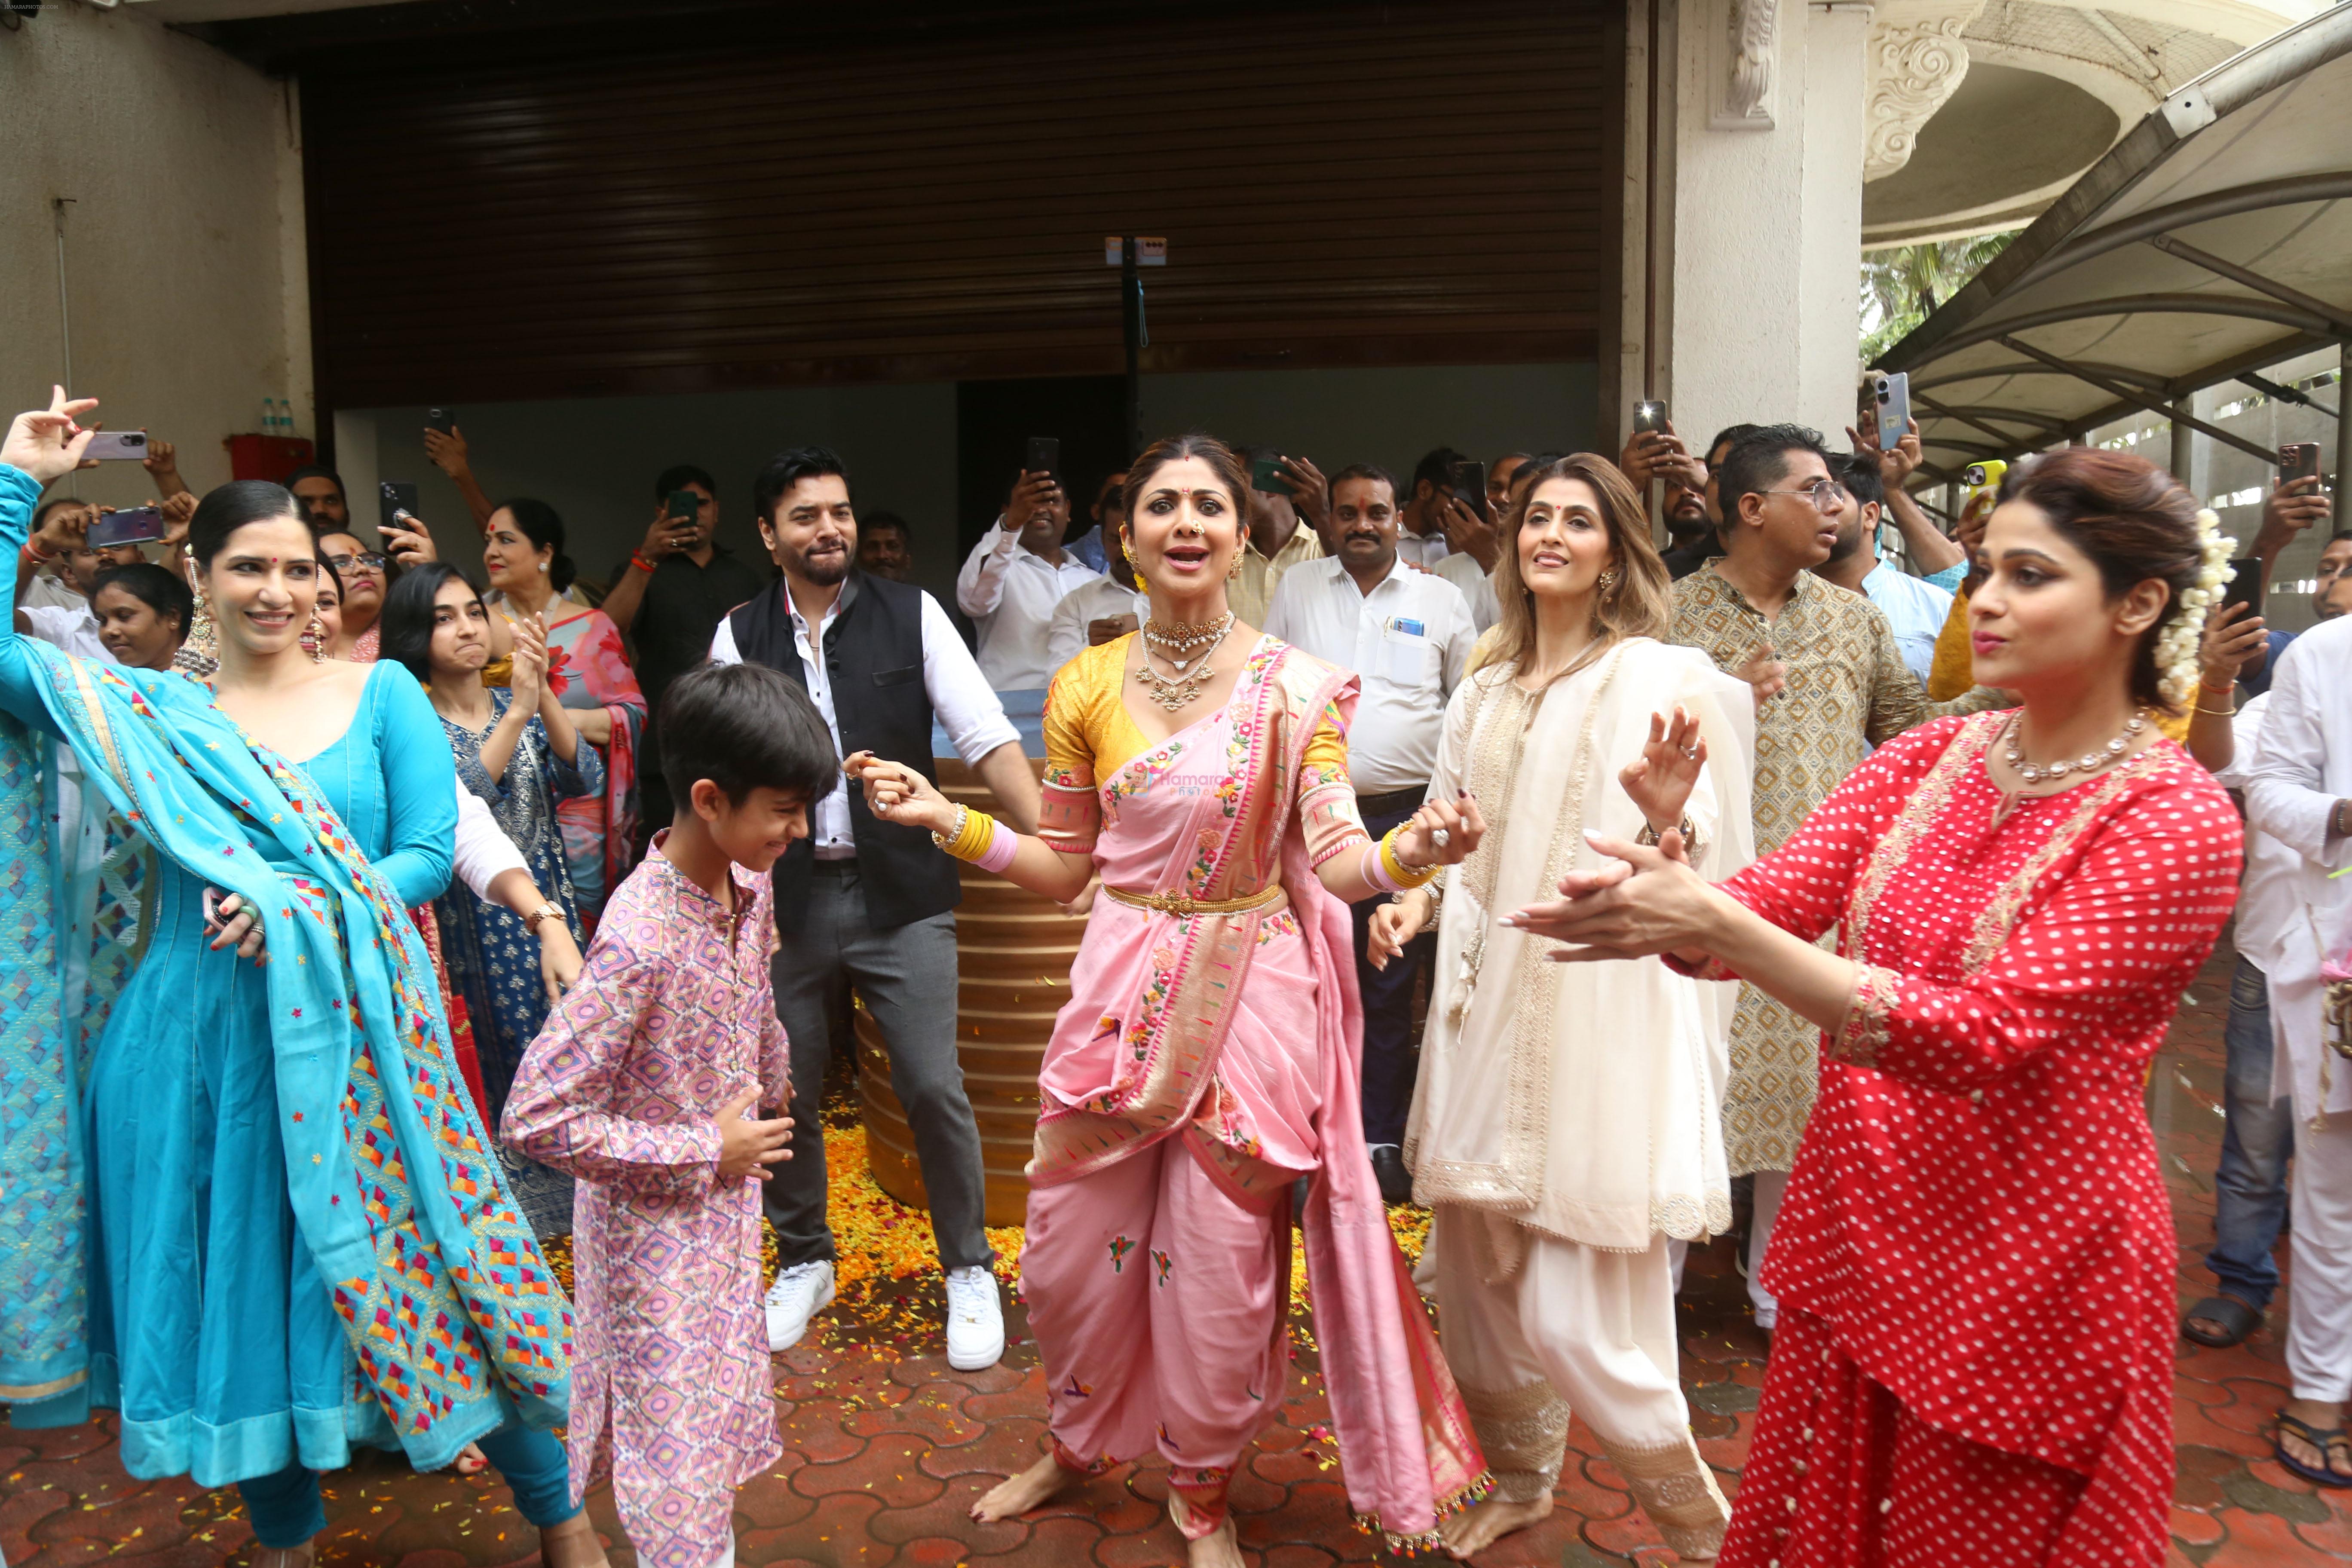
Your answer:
[1504,447,2243,1566]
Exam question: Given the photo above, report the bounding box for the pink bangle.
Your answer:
[1359,838,1403,895]
[974,816,1019,875]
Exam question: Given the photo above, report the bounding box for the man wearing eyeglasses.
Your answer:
[1667,423,2004,1330]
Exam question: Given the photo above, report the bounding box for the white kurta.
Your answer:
[2243,617,2352,1124]
[1403,638,1756,1251]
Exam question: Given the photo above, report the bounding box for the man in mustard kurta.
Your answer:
[1668,424,2004,1331]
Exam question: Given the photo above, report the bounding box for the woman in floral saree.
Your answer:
[851,434,1490,1568]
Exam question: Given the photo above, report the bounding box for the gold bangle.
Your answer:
[2195,703,2236,717]
[931,802,999,863]
[929,802,968,852]
[1379,826,1441,889]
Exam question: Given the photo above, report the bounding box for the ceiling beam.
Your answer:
[1997,335,2277,461]
[1916,293,2335,364]
[2146,234,2352,337]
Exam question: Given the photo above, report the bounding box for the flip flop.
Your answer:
[2274,1411,2352,1489]
[2182,1294,2263,1348]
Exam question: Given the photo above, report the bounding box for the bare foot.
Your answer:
[1167,1492,1244,1568]
[1441,1493,1554,1559]
[971,1451,1082,1522]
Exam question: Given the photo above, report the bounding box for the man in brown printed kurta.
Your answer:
[1666,425,2002,1326]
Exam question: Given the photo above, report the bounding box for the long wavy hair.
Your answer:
[1477,453,1672,674]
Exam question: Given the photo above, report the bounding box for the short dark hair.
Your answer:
[90,563,193,646]
[653,464,717,502]
[860,510,911,541]
[1717,425,1831,536]
[1411,447,1470,498]
[2329,529,2352,546]
[659,661,839,809]
[379,560,479,681]
[1328,463,1399,502]
[281,465,346,500]
[1839,452,1885,511]
[32,496,85,532]
[189,481,306,568]
[752,447,853,527]
[1707,424,1762,466]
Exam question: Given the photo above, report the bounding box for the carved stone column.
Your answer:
[1863,0,1985,182]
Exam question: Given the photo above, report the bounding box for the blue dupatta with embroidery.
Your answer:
[0,470,570,1463]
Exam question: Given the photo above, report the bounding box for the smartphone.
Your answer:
[1025,436,1061,483]
[1250,453,1289,496]
[1962,458,2007,490]
[83,431,149,461]
[1632,400,1669,434]
[425,408,456,438]
[88,505,166,550]
[1873,372,1911,451]
[2282,442,2324,487]
[1451,461,1488,521]
[2218,558,2263,624]
[379,480,420,536]
[664,489,702,528]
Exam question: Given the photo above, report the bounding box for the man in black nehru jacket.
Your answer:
[709,446,1039,1372]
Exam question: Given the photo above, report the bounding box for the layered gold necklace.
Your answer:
[1134,612,1234,711]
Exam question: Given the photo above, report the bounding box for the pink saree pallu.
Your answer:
[1020,638,1489,1550]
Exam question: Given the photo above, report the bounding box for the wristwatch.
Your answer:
[522,901,565,936]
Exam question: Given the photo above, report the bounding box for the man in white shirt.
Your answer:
[1429,451,1529,635]
[15,498,109,659]
[2179,691,2294,1351]
[2244,612,2352,1482]
[1810,453,1952,682]
[956,467,1105,690]
[713,446,1038,1373]
[1265,463,1476,1204]
[1399,446,1482,570]
[1046,565,1148,675]
[1228,448,1328,628]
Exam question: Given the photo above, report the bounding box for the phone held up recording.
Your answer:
[2281,442,2324,489]
[88,506,167,551]
[1872,372,1911,453]
[1632,400,1669,434]
[83,431,149,462]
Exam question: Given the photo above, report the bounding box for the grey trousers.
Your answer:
[764,863,993,1272]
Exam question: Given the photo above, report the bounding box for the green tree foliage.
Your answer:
[1861,231,2020,363]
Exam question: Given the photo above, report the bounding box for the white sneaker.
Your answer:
[764,1259,836,1352]
[943,1264,1004,1371]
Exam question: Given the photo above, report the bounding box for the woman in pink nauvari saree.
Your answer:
[849,435,1492,1568]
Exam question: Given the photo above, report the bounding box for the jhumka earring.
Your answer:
[304,606,327,662]
[1227,548,1243,580]
[182,551,218,662]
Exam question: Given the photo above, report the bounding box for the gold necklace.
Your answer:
[1133,618,1234,711]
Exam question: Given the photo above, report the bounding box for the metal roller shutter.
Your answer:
[299,0,1608,409]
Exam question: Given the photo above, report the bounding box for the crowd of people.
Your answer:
[0,372,2342,1568]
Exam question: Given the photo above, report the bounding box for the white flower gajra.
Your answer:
[2155,508,2237,711]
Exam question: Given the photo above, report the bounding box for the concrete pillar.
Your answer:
[2170,398,2194,489]
[1651,0,1874,458]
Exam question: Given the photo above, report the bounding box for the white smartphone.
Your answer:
[83,431,150,461]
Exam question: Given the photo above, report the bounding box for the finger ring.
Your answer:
[1429,827,1451,848]
[1681,745,1699,760]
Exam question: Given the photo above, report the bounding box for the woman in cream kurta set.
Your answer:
[1381,454,1756,1563]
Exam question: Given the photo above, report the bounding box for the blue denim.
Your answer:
[237,1422,573,1547]
[2204,955,2294,1309]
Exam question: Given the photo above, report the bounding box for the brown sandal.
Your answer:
[539,1510,613,1568]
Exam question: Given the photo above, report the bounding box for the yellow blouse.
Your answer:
[1039,635,1359,861]
[1043,635,1350,787]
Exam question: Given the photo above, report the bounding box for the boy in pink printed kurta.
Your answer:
[504,663,839,1568]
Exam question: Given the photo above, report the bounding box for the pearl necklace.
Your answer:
[2001,707,2147,785]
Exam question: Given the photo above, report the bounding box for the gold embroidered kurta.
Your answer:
[1668,564,2005,1173]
